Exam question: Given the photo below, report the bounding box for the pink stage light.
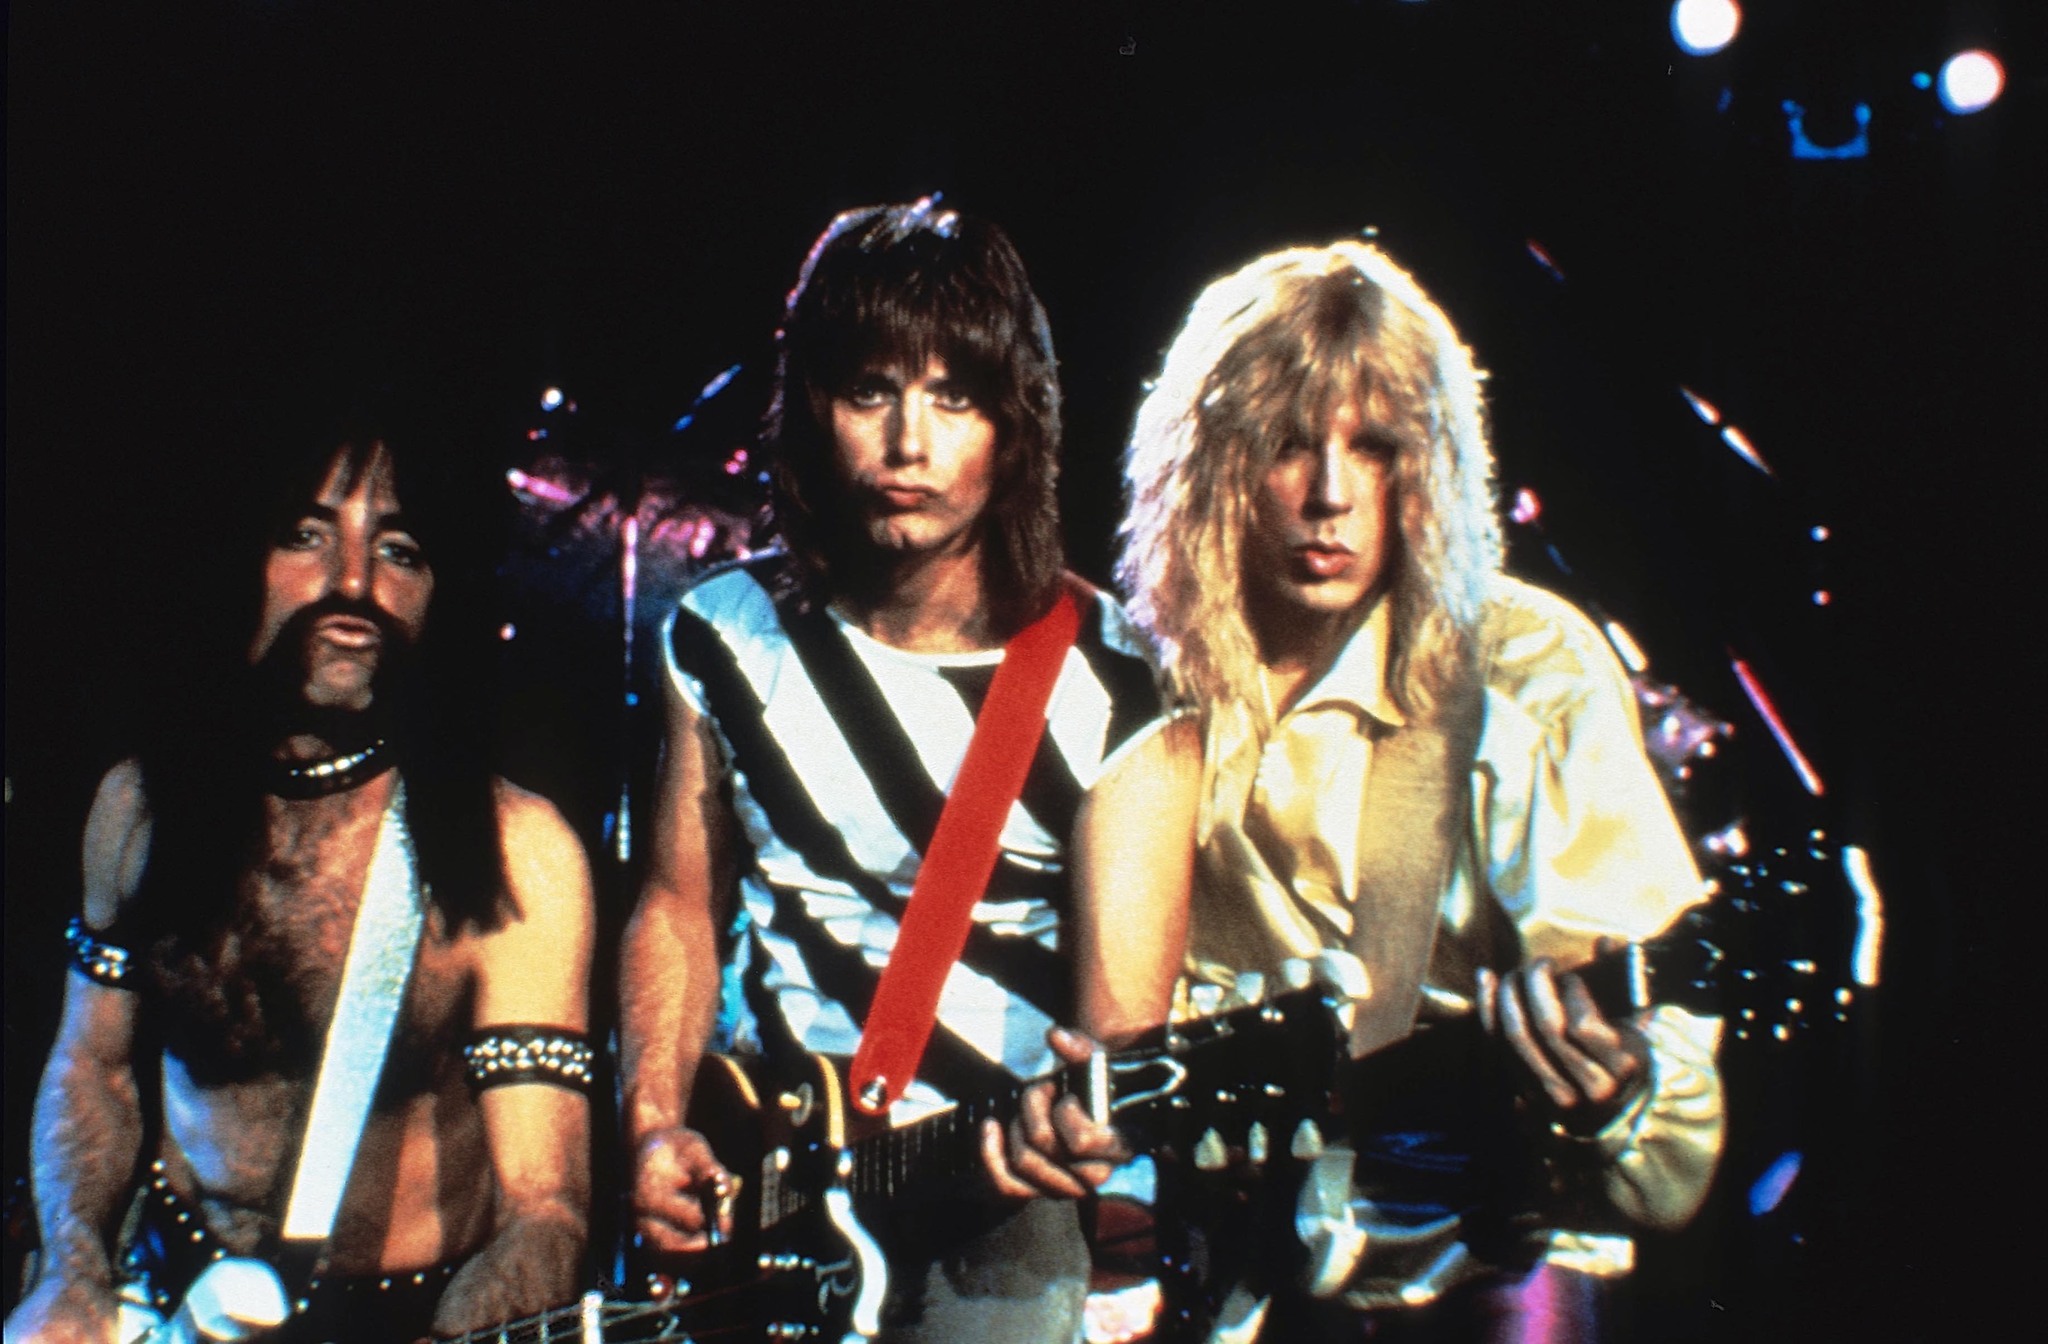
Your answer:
[1729,656,1824,796]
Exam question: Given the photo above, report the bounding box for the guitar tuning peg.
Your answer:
[1189,983,1226,1017]
[1247,1121,1270,1166]
[1231,971,1267,1008]
[1290,1119,1325,1160]
[1194,1128,1229,1171]
[1312,950,1374,1004]
[1281,957,1314,991]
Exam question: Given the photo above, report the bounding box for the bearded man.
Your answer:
[7,401,596,1344]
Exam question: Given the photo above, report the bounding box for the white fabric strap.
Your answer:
[281,780,425,1242]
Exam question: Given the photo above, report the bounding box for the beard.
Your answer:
[250,592,421,746]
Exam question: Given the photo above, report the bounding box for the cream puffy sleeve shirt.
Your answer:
[1188,575,1724,1257]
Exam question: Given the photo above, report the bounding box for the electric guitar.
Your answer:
[93,987,1341,1344]
[662,986,1350,1342]
[1198,886,1855,1311]
[120,1273,806,1344]
[653,902,1754,1340]
[1277,905,1733,1303]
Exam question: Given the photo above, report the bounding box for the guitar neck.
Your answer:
[829,919,1722,1202]
[442,1290,734,1344]
[1572,909,1723,1022]
[836,1067,1081,1201]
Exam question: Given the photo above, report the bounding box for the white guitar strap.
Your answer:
[280,779,426,1244]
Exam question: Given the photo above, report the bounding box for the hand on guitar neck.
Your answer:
[980,1025,1136,1201]
[1477,938,1654,1135]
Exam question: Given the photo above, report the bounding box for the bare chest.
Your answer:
[246,798,473,1065]
[148,789,479,1092]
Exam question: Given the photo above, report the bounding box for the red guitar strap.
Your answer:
[849,582,1085,1115]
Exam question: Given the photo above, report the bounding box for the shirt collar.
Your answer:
[1286,597,1407,729]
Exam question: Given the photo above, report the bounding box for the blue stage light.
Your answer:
[1938,50,2004,114]
[1749,1151,1802,1216]
[1671,0,1741,57]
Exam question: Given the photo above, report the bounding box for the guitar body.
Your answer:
[661,993,1349,1343]
[677,1052,887,1343]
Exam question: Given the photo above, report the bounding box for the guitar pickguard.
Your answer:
[676,1052,890,1341]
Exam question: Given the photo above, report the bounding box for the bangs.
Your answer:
[807,271,1021,404]
[1213,278,1413,468]
[262,437,376,543]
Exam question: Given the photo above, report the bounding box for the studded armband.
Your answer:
[462,1026,597,1093]
[66,917,138,989]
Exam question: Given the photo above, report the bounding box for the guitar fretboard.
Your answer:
[756,1060,1110,1227]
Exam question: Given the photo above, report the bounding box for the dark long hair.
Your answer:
[764,198,1066,638]
[126,377,511,986]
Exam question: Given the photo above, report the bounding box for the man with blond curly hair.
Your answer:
[1118,240,1724,1341]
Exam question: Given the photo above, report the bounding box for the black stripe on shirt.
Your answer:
[774,597,947,856]
[937,663,1086,875]
[1073,602,1164,762]
[747,881,1019,1101]
[671,595,1073,1033]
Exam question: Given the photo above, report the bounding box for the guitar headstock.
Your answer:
[1574,830,1865,1047]
[1572,903,1729,1021]
[1099,986,1346,1170]
[1705,829,1869,1047]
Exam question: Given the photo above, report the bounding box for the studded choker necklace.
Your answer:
[267,738,394,799]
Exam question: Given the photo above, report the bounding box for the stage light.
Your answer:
[1748,1151,1802,1216]
[1602,620,1649,674]
[1844,846,1884,986]
[1671,0,1741,57]
[1679,385,1722,426]
[1720,424,1773,477]
[540,386,564,411]
[505,466,578,505]
[1938,49,2004,114]
[1729,656,1824,797]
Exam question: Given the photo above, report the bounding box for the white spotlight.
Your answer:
[1938,50,2004,115]
[1671,0,1741,57]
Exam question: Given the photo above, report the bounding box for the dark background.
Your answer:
[7,2,2042,1338]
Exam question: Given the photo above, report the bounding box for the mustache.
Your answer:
[275,592,411,650]
[251,593,418,701]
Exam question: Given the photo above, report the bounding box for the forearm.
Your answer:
[618,889,723,1142]
[1078,943,1181,1049]
[433,1204,585,1336]
[436,1089,592,1335]
[28,1047,144,1290]
[1072,715,1197,1050]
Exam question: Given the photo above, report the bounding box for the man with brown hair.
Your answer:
[620,199,1196,1342]
[7,403,596,1344]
